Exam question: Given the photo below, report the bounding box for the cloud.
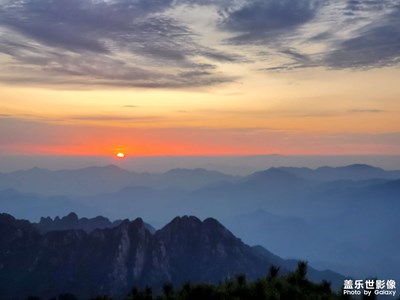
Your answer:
[220,0,400,70]
[220,0,323,43]
[323,5,400,69]
[302,1,400,69]
[68,115,164,123]
[348,109,386,114]
[0,0,237,88]
[0,112,164,126]
[0,0,399,88]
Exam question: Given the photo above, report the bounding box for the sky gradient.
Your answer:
[0,0,399,156]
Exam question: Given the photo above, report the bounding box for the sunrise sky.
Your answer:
[0,0,399,156]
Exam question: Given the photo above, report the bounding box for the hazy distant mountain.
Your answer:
[0,166,237,196]
[0,189,96,220]
[36,212,118,233]
[0,165,132,196]
[35,212,156,234]
[0,213,344,299]
[0,164,399,287]
[244,168,305,186]
[0,163,397,197]
[222,210,311,258]
[277,164,400,181]
[221,177,400,280]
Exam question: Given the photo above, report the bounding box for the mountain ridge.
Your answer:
[0,213,345,299]
[1,164,399,197]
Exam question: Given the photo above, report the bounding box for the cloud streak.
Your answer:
[0,0,238,88]
[0,0,399,89]
[348,109,386,114]
[221,0,323,43]
[323,4,400,69]
[220,0,400,71]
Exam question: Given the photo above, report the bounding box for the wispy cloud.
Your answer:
[0,0,238,88]
[220,0,400,71]
[0,0,399,89]
[69,115,163,123]
[220,0,323,44]
[348,109,386,114]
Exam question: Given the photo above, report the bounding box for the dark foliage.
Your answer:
[123,261,350,300]
[27,262,350,300]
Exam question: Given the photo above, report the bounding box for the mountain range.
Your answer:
[0,213,344,299]
[0,166,239,196]
[0,164,399,285]
[1,163,399,197]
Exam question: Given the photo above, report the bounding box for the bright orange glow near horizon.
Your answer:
[0,1,399,157]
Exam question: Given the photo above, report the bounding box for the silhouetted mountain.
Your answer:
[221,178,400,281]
[1,164,399,287]
[0,166,237,196]
[35,212,156,234]
[36,211,120,234]
[244,168,305,186]
[1,164,397,197]
[0,213,344,299]
[0,165,132,196]
[278,164,400,181]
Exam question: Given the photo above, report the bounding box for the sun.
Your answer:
[116,152,125,158]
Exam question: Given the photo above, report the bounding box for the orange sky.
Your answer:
[0,1,399,157]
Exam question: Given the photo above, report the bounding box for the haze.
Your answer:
[0,155,399,174]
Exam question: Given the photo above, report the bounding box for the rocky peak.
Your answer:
[203,217,236,239]
[155,216,243,267]
[0,213,38,237]
[0,213,345,299]
[63,212,78,222]
[159,216,235,240]
[36,212,124,233]
[164,215,202,229]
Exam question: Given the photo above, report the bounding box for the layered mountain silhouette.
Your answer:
[0,213,344,299]
[35,212,156,234]
[0,164,399,287]
[0,166,238,196]
[1,163,398,197]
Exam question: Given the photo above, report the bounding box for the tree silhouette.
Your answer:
[267,265,280,280]
[296,260,308,280]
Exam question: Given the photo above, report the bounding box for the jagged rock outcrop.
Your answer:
[0,213,343,299]
[35,212,156,234]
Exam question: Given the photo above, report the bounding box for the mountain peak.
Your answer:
[250,167,300,178]
[164,168,221,175]
[0,213,346,299]
[342,164,382,170]
[316,164,381,171]
[167,215,202,228]
[166,216,227,230]
[19,167,50,174]
[245,167,303,185]
[63,212,79,222]
[158,216,237,246]
[79,164,128,173]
